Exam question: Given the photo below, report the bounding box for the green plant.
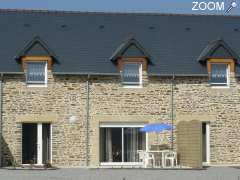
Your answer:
[11,159,19,169]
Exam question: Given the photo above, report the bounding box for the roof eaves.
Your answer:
[148,73,209,77]
[53,72,120,76]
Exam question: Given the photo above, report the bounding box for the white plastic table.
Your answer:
[146,150,171,167]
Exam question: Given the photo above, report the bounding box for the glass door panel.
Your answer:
[100,128,122,162]
[124,128,146,162]
[100,126,146,163]
[22,123,38,164]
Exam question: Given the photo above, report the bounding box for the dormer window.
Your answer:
[26,61,47,85]
[15,36,57,87]
[122,62,142,86]
[110,38,151,88]
[210,63,229,86]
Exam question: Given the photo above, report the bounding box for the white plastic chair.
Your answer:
[164,151,177,168]
[137,150,145,162]
[144,152,155,168]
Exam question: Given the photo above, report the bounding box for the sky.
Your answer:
[0,0,239,15]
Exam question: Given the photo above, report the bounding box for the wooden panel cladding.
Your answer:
[177,120,202,168]
[207,59,235,74]
[21,56,53,70]
[117,57,148,71]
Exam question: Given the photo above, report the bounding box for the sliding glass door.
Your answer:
[100,126,146,164]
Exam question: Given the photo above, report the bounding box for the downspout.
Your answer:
[171,74,175,150]
[0,73,3,167]
[85,74,90,167]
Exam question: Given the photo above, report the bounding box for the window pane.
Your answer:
[124,128,146,162]
[210,64,227,84]
[122,63,140,85]
[100,127,146,163]
[100,128,122,162]
[27,62,46,83]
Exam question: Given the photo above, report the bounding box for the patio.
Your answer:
[0,167,240,180]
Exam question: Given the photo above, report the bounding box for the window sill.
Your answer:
[122,85,143,89]
[26,84,48,88]
[210,85,230,89]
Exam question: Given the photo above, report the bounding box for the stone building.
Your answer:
[0,9,240,168]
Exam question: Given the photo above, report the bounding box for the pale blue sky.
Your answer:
[0,0,239,15]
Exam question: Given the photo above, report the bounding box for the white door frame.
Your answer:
[37,123,43,165]
[37,123,52,165]
[50,124,53,163]
[206,123,210,164]
[202,122,210,165]
[99,124,148,166]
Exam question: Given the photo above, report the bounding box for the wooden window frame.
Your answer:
[21,56,53,70]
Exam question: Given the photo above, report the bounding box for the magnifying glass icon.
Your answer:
[226,1,237,13]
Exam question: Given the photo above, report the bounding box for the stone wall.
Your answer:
[2,71,240,167]
[2,72,88,167]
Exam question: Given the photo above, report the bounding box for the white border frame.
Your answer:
[99,123,147,166]
[210,63,230,89]
[202,122,210,165]
[37,123,43,165]
[100,123,146,128]
[26,61,48,87]
[50,124,53,164]
[206,123,210,164]
[122,63,143,88]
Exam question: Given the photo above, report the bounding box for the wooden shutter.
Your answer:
[177,120,202,168]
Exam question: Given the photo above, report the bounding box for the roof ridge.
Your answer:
[0,8,240,18]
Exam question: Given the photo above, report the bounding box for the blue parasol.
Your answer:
[140,123,172,133]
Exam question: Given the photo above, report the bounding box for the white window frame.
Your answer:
[121,62,142,88]
[210,63,230,88]
[202,122,210,166]
[26,61,48,87]
[99,123,147,166]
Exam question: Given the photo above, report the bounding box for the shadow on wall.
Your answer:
[2,136,14,166]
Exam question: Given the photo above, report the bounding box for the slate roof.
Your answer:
[1,9,240,76]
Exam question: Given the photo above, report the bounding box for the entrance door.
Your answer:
[22,123,51,165]
[202,122,210,164]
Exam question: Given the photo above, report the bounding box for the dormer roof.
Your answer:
[15,36,57,60]
[198,38,240,63]
[110,37,152,63]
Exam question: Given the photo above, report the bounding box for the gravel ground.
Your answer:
[0,167,240,180]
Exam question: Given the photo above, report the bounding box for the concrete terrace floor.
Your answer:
[0,167,240,180]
